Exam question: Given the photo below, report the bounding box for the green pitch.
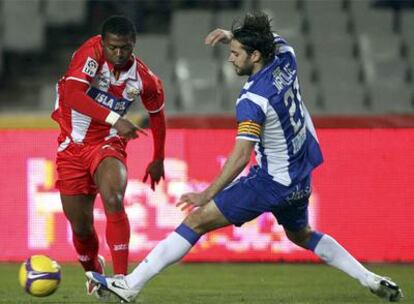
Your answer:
[1,263,412,303]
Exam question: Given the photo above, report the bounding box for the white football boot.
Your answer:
[85,271,139,303]
[85,255,112,301]
[367,275,403,302]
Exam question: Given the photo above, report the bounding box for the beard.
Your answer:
[233,61,254,76]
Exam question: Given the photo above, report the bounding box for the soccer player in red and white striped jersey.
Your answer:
[51,15,166,299]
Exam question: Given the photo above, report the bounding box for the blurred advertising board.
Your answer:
[0,129,413,262]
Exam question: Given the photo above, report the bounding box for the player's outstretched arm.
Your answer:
[205,28,233,46]
[177,139,255,211]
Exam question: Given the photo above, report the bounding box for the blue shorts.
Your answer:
[214,166,311,231]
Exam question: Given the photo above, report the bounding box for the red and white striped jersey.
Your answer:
[52,35,164,147]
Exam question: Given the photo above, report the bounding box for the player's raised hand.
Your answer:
[205,28,233,46]
[113,118,147,140]
[176,192,210,212]
[143,159,165,190]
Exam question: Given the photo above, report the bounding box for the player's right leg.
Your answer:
[57,142,111,300]
[85,255,113,301]
[57,142,103,275]
[61,194,100,272]
[86,200,231,302]
[61,194,110,300]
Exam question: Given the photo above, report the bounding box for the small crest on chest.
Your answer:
[126,87,140,99]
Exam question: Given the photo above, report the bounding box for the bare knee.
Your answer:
[102,191,124,213]
[95,157,127,213]
[182,201,229,235]
[183,213,209,235]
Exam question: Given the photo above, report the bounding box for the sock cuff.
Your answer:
[106,209,128,222]
[307,231,324,251]
[175,223,200,245]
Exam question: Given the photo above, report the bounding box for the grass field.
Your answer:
[1,262,412,303]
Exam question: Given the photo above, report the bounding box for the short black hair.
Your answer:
[231,12,275,63]
[101,15,136,41]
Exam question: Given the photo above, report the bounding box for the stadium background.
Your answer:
[0,0,413,265]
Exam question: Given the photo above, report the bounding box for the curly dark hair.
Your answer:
[231,12,275,63]
[101,15,136,41]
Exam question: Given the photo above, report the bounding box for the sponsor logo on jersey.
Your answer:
[82,57,98,77]
[96,74,110,90]
[87,87,133,115]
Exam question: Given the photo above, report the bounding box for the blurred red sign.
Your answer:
[0,129,413,262]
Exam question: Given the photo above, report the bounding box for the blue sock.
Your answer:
[306,231,324,251]
[175,223,200,245]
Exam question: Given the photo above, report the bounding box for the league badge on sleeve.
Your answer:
[82,57,98,77]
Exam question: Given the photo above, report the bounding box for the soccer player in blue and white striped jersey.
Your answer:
[86,12,402,303]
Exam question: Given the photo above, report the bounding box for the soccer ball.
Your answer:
[19,255,61,297]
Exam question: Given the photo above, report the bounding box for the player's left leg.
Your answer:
[284,226,403,301]
[127,200,230,289]
[94,156,130,275]
[61,194,111,300]
[86,169,272,302]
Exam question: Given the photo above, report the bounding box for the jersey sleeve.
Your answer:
[137,60,165,113]
[65,44,101,85]
[235,97,266,142]
[148,109,166,160]
[64,80,119,125]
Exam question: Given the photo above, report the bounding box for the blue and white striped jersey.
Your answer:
[235,34,323,186]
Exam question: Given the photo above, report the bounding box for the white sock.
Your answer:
[314,234,375,287]
[125,231,193,291]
